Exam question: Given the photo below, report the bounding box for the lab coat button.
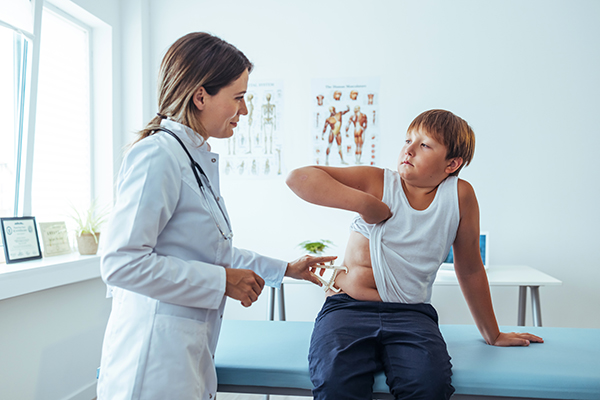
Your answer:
[211,158,216,163]
[209,394,213,399]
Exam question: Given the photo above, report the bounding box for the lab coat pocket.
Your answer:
[139,314,215,400]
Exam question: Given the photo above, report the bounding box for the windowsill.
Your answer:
[0,252,101,301]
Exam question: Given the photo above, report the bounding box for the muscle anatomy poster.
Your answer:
[311,77,380,166]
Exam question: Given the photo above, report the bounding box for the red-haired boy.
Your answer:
[287,109,543,399]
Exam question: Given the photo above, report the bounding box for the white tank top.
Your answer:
[349,169,460,303]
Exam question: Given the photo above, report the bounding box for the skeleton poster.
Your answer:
[211,80,284,179]
[311,77,380,166]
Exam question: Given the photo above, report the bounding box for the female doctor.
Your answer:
[97,32,334,400]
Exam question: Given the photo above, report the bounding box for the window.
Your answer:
[0,5,95,222]
[1,1,112,261]
[32,7,92,221]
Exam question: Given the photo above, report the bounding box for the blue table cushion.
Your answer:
[215,320,600,399]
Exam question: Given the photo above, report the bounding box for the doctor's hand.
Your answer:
[225,269,265,307]
[286,255,338,286]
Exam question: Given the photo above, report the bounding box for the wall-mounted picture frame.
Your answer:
[38,221,71,257]
[0,217,43,264]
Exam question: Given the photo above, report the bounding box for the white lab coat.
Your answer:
[97,120,287,400]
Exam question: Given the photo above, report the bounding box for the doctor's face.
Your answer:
[196,69,249,140]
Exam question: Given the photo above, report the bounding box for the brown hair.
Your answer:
[135,32,253,142]
[407,109,475,176]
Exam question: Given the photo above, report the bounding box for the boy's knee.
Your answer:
[309,355,342,391]
[310,355,375,400]
[387,366,454,400]
[311,379,345,400]
[312,375,374,400]
[419,375,454,400]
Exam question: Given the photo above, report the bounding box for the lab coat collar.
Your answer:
[159,118,221,194]
[160,119,209,151]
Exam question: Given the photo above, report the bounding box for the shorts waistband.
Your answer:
[322,293,439,322]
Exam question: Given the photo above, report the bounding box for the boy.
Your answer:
[286,109,543,400]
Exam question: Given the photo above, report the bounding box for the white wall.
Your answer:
[0,278,111,400]
[145,0,600,328]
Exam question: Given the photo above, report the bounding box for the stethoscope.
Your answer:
[155,127,233,240]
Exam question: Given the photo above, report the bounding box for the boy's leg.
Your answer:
[309,294,381,400]
[379,303,455,400]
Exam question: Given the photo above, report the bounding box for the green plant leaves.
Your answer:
[298,239,334,255]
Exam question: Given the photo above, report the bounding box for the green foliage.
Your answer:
[298,239,334,255]
[69,200,110,243]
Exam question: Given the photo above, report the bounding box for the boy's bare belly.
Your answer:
[327,231,382,302]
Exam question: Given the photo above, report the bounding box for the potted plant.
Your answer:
[69,201,109,255]
[298,239,334,255]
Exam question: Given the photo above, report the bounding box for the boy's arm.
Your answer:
[453,180,543,346]
[286,166,391,224]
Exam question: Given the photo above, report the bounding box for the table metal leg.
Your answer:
[518,286,527,326]
[530,286,542,327]
[267,287,276,321]
[278,284,286,321]
[264,286,283,400]
[267,286,286,322]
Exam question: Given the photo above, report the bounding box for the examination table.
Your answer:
[215,320,600,400]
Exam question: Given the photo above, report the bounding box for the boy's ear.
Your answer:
[192,87,207,111]
[445,157,463,175]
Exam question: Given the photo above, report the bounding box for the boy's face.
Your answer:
[397,128,461,186]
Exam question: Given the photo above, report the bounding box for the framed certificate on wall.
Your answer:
[0,217,43,264]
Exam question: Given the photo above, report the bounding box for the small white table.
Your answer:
[435,265,562,326]
[269,265,562,327]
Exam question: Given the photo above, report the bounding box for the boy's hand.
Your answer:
[491,331,544,347]
[360,201,392,225]
[286,255,338,286]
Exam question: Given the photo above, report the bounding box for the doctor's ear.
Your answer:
[193,87,208,111]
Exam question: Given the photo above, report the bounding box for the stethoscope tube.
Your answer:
[155,127,233,240]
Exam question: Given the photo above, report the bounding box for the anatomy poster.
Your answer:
[211,80,284,179]
[311,77,380,166]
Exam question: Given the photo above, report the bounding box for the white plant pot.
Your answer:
[76,233,100,255]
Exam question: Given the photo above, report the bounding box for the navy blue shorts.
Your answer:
[309,294,454,400]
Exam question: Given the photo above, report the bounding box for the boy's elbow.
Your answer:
[284,170,295,188]
[285,168,308,191]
